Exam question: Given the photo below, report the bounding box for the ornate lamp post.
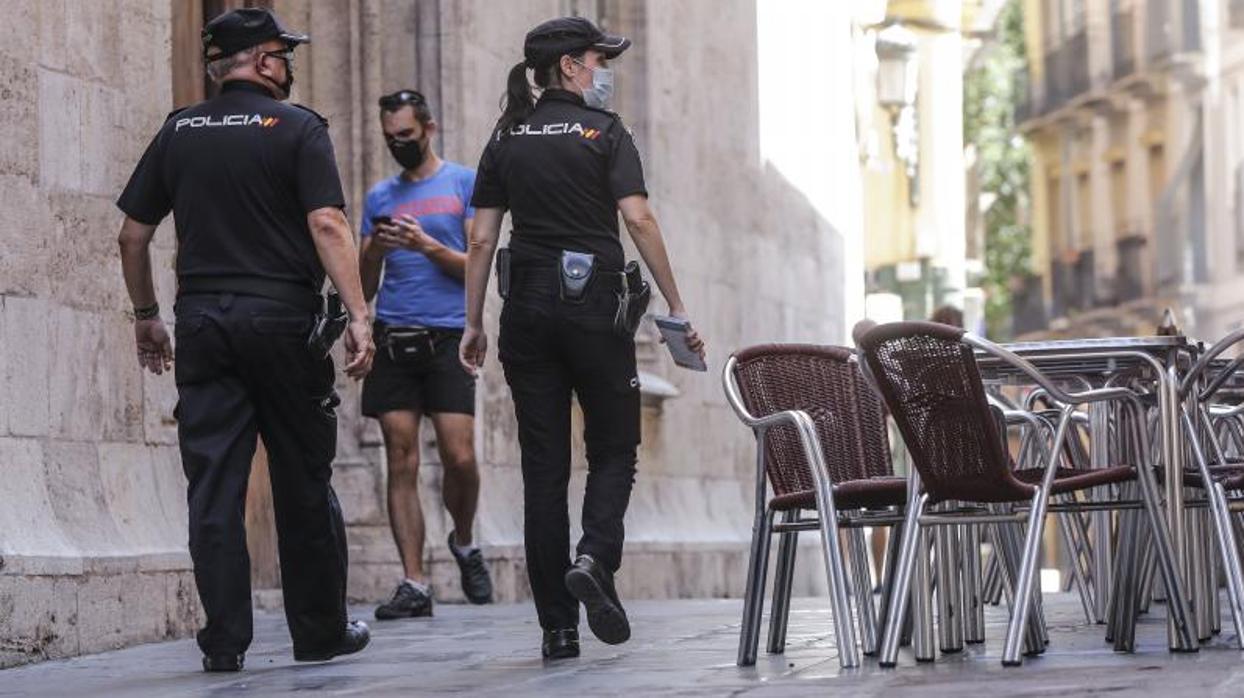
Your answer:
[876,23,920,207]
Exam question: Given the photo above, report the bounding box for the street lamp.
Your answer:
[875,22,920,206]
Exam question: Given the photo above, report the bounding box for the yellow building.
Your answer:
[1016,0,1244,340]
[858,0,997,328]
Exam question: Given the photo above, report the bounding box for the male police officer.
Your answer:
[116,8,374,672]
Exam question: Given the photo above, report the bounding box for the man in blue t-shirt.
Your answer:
[359,90,492,619]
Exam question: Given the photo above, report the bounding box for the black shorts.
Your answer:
[361,326,476,417]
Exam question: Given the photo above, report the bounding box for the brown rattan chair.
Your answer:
[724,344,906,669]
[859,322,1195,666]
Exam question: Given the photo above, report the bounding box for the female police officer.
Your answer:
[459,17,705,660]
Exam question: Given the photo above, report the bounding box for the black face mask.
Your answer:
[387,136,427,171]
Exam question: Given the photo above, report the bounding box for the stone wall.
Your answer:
[0,0,200,669]
[0,0,863,668]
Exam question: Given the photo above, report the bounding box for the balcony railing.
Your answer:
[1011,274,1048,336]
[1013,66,1033,123]
[1112,9,1136,80]
[1042,31,1091,113]
[1116,235,1147,302]
[1147,0,1202,63]
[1074,249,1096,308]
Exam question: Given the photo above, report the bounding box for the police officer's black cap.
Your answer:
[202,7,310,61]
[523,16,630,69]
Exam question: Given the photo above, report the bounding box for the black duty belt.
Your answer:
[509,265,625,294]
[178,275,321,313]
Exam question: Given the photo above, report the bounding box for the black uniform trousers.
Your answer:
[173,293,348,656]
[498,269,641,631]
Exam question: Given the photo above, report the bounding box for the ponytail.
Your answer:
[497,62,534,136]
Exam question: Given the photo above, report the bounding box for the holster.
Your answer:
[613,261,651,338]
[307,291,348,359]
[496,247,511,300]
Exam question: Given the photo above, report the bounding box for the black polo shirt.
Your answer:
[117,80,346,293]
[471,89,646,270]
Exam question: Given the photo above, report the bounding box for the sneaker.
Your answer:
[293,620,371,662]
[374,580,434,620]
[448,531,494,604]
[564,554,630,645]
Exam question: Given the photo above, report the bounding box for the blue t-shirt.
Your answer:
[360,162,475,328]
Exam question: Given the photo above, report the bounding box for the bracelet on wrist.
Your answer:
[133,303,160,321]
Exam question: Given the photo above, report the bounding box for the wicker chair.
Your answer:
[724,344,906,669]
[859,322,1195,667]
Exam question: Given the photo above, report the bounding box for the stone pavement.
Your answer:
[3,593,1243,697]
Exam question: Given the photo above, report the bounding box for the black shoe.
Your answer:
[374,580,434,620]
[293,620,371,662]
[202,653,244,672]
[448,531,494,605]
[541,628,580,660]
[564,554,630,645]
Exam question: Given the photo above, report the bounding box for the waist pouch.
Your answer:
[559,250,596,303]
[381,324,436,367]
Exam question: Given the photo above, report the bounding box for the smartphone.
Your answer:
[653,315,707,372]
[370,215,393,227]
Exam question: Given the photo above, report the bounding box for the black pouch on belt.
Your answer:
[559,250,596,303]
[384,325,436,367]
[613,261,651,337]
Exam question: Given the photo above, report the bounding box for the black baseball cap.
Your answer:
[523,16,630,69]
[202,7,309,61]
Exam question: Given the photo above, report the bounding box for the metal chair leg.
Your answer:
[1002,488,1051,666]
[848,527,879,655]
[1131,402,1197,651]
[737,507,775,666]
[1184,408,1244,646]
[766,509,799,655]
[935,520,963,653]
[1055,496,1096,624]
[962,523,986,644]
[913,527,936,662]
[879,493,929,667]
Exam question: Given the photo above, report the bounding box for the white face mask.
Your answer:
[574,59,614,110]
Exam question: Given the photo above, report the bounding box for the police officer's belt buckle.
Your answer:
[384,325,436,367]
[307,291,348,359]
[558,250,596,304]
[613,261,650,338]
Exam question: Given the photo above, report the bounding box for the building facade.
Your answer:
[859,0,991,329]
[1016,0,1244,340]
[0,0,866,667]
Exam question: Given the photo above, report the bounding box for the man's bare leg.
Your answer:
[431,413,479,546]
[381,410,427,582]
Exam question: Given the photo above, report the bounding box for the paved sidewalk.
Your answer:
[2,593,1242,696]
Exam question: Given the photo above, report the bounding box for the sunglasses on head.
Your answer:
[378,90,427,110]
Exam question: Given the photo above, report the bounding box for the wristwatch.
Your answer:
[133,303,160,321]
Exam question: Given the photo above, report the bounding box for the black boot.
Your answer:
[202,653,244,672]
[293,620,371,662]
[564,555,630,645]
[541,628,580,660]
